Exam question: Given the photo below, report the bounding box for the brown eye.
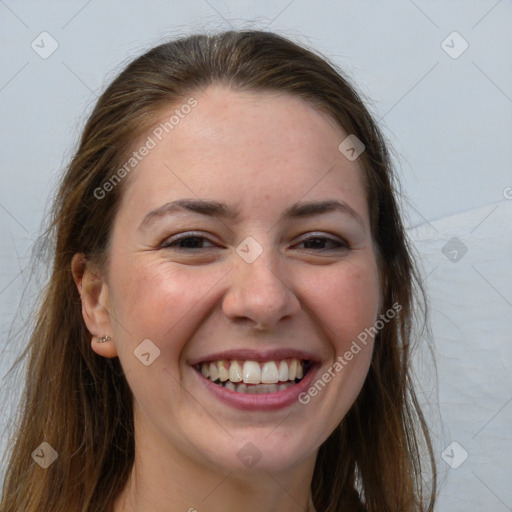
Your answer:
[296,235,348,251]
[161,233,217,250]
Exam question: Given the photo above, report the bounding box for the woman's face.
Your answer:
[98,85,380,473]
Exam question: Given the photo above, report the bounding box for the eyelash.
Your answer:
[160,232,348,251]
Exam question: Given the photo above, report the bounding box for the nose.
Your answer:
[221,249,301,330]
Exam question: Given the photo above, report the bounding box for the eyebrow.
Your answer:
[138,198,366,231]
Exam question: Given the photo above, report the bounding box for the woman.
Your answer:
[0,30,436,511]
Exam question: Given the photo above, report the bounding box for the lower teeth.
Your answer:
[217,379,301,394]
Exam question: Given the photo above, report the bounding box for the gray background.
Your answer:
[1,1,511,510]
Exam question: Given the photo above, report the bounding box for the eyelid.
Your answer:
[159,230,349,251]
[160,231,220,248]
[294,231,348,246]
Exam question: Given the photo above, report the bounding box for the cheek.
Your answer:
[292,259,380,444]
[108,258,227,361]
[302,257,380,347]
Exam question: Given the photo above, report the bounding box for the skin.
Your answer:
[72,85,381,512]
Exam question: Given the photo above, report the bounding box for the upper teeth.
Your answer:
[199,359,305,385]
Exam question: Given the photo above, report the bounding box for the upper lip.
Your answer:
[188,348,320,366]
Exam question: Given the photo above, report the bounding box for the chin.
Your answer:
[189,426,319,475]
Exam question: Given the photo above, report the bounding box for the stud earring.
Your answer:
[97,335,111,343]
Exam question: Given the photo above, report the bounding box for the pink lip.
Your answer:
[188,348,319,366]
[193,362,320,411]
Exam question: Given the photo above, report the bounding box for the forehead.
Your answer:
[117,85,369,225]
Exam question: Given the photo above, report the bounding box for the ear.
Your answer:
[71,253,118,358]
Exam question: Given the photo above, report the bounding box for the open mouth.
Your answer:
[195,358,312,394]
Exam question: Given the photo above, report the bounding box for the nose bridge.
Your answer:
[239,247,283,293]
[222,236,299,328]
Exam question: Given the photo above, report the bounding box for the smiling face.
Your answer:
[87,85,381,476]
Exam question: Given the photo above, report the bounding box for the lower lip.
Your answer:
[194,364,320,411]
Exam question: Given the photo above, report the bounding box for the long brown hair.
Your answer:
[0,30,436,511]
